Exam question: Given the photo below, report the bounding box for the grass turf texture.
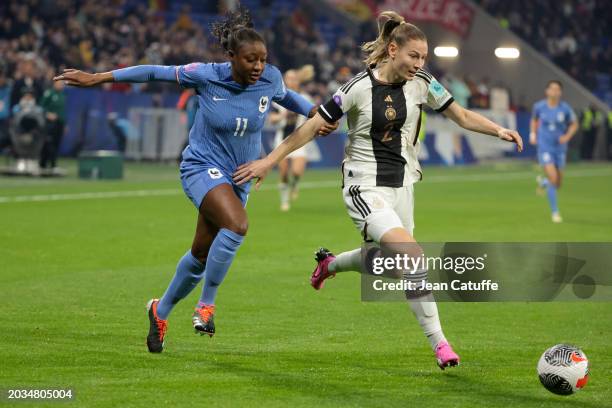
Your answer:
[1,161,611,407]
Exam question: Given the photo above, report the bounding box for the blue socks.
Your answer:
[156,228,244,319]
[539,177,559,214]
[546,184,559,214]
[200,228,244,306]
[157,250,205,320]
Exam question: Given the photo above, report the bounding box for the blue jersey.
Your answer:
[532,99,576,150]
[177,62,287,174]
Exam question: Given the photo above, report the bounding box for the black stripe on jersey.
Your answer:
[415,72,431,84]
[340,72,367,93]
[349,186,368,218]
[318,98,343,123]
[369,77,408,187]
[343,73,368,94]
[362,223,374,243]
[417,69,432,80]
[413,104,423,146]
[435,96,455,113]
[354,186,371,215]
[339,73,362,92]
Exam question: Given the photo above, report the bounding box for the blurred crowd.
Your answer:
[0,0,504,105]
[475,0,612,92]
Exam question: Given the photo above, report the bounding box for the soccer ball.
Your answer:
[537,344,589,395]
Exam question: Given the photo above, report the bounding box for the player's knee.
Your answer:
[225,220,248,236]
[551,178,560,188]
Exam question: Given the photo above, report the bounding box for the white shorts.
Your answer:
[343,184,415,243]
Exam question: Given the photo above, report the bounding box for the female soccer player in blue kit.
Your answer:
[55,9,337,353]
[529,80,578,223]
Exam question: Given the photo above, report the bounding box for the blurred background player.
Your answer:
[234,11,523,370]
[176,88,198,163]
[530,80,578,223]
[55,7,337,353]
[268,65,321,211]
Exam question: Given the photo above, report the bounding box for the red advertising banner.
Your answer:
[364,0,475,37]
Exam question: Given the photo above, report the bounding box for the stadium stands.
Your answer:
[474,0,612,106]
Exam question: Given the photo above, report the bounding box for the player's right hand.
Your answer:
[233,158,274,189]
[53,69,103,87]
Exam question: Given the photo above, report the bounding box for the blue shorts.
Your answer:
[180,163,250,210]
[537,149,566,169]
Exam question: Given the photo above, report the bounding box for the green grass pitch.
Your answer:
[1,161,611,407]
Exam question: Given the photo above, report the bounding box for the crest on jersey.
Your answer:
[557,112,565,122]
[207,168,223,180]
[259,96,269,113]
[385,106,397,121]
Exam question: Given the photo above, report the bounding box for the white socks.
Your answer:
[328,248,362,273]
[328,247,446,350]
[407,292,446,350]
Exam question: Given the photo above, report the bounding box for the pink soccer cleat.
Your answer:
[311,248,336,290]
[435,340,460,370]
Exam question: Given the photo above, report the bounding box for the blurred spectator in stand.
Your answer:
[11,57,43,108]
[579,105,603,160]
[176,88,198,162]
[39,78,66,170]
[0,70,13,152]
[490,81,511,112]
[444,74,472,164]
[475,0,611,95]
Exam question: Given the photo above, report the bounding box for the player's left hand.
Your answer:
[317,120,339,136]
[233,158,274,189]
[497,128,523,152]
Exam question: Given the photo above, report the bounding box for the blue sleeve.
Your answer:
[269,65,287,102]
[112,65,178,83]
[276,89,314,117]
[176,63,212,88]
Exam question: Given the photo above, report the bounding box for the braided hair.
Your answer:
[211,7,264,55]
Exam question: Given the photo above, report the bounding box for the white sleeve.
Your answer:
[425,74,454,112]
[318,73,364,122]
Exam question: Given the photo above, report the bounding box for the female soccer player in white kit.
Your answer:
[234,11,523,369]
[268,66,320,211]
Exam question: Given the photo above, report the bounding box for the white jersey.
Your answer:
[272,93,320,160]
[319,67,454,187]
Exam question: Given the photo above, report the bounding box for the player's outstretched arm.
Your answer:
[276,90,339,136]
[233,113,327,188]
[54,65,178,87]
[443,101,523,152]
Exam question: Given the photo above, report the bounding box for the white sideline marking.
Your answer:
[0,168,610,204]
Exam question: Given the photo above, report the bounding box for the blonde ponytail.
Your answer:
[362,11,426,66]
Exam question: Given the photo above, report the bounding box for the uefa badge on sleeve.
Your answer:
[429,79,446,102]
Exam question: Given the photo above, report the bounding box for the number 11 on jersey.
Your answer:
[234,117,248,137]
